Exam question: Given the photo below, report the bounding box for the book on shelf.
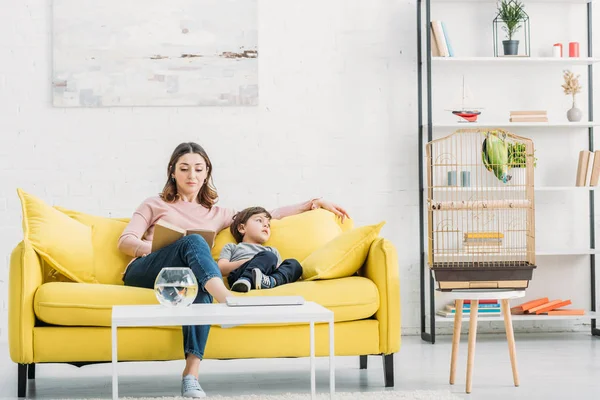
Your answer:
[546,309,585,316]
[446,303,500,311]
[511,297,583,316]
[589,150,600,186]
[151,219,216,253]
[465,299,498,305]
[437,308,501,317]
[576,150,593,186]
[430,20,453,57]
[509,110,548,123]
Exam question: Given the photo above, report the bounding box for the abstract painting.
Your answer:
[52,0,258,107]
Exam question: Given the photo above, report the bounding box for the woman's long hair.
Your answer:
[160,142,218,208]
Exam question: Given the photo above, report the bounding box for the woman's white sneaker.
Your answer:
[181,375,206,398]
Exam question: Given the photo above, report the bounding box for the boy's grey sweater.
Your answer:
[219,242,282,265]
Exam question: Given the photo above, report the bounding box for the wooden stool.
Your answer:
[446,289,525,393]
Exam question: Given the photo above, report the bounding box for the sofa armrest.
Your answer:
[361,237,400,354]
[9,240,43,364]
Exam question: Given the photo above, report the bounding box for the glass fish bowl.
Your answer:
[154,267,198,307]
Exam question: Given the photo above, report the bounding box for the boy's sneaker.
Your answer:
[231,278,251,293]
[252,268,276,289]
[181,375,206,398]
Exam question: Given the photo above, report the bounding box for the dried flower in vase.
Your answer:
[562,69,583,122]
[561,70,582,100]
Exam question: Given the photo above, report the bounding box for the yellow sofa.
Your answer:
[9,191,401,398]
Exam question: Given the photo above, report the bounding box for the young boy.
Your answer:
[218,206,303,293]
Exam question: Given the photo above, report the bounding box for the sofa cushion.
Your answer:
[17,189,95,283]
[212,209,352,262]
[301,221,385,281]
[34,276,379,327]
[55,207,134,285]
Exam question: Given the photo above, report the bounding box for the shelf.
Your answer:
[536,248,600,255]
[535,186,600,191]
[431,57,600,65]
[435,311,599,323]
[430,0,595,3]
[427,121,599,129]
[431,186,600,191]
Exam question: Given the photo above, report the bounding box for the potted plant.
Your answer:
[562,69,583,122]
[496,0,527,56]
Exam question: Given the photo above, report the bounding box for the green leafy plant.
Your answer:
[508,142,537,168]
[497,0,527,41]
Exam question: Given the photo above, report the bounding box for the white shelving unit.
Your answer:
[433,186,600,191]
[417,0,599,342]
[436,311,599,323]
[432,56,600,65]
[428,121,600,128]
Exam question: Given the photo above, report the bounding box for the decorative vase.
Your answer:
[567,99,582,122]
[502,40,519,56]
[154,267,198,307]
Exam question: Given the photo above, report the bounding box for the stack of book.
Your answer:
[463,232,503,253]
[436,299,501,317]
[509,110,548,123]
[511,297,584,316]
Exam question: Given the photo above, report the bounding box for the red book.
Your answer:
[464,299,498,304]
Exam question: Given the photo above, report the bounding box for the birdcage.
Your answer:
[425,128,536,291]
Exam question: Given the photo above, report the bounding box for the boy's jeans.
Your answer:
[227,251,303,287]
[123,234,221,360]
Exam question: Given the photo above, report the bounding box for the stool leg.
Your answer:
[502,299,519,387]
[449,299,463,385]
[466,299,478,394]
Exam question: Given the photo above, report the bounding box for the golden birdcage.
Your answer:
[425,128,536,291]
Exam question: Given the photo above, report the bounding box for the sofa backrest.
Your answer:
[59,207,351,285]
[17,188,353,286]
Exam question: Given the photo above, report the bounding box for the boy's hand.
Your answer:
[314,199,350,223]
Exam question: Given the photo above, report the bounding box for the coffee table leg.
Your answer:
[329,319,335,398]
[310,321,315,399]
[112,324,118,400]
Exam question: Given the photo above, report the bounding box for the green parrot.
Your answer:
[481,131,512,183]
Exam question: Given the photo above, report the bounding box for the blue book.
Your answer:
[441,21,454,57]
[463,303,500,308]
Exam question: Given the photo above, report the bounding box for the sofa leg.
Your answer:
[383,354,394,387]
[360,355,368,369]
[18,364,27,398]
[28,363,36,380]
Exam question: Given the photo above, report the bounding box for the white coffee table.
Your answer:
[111,301,335,400]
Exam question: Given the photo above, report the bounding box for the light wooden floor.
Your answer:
[1,333,599,399]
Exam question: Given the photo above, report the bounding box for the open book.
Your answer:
[151,219,216,253]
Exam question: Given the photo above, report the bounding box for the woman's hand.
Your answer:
[314,199,350,223]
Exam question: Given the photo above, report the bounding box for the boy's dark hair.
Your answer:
[230,206,273,243]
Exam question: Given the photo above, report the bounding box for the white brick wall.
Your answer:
[0,0,419,342]
[1,0,599,344]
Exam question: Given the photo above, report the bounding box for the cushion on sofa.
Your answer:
[212,208,352,262]
[17,189,95,283]
[55,206,134,285]
[301,221,385,281]
[33,276,379,327]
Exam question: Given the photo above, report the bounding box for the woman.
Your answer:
[117,142,349,398]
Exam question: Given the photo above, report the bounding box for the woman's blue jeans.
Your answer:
[123,234,222,360]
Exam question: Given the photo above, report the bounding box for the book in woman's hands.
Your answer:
[151,219,216,252]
